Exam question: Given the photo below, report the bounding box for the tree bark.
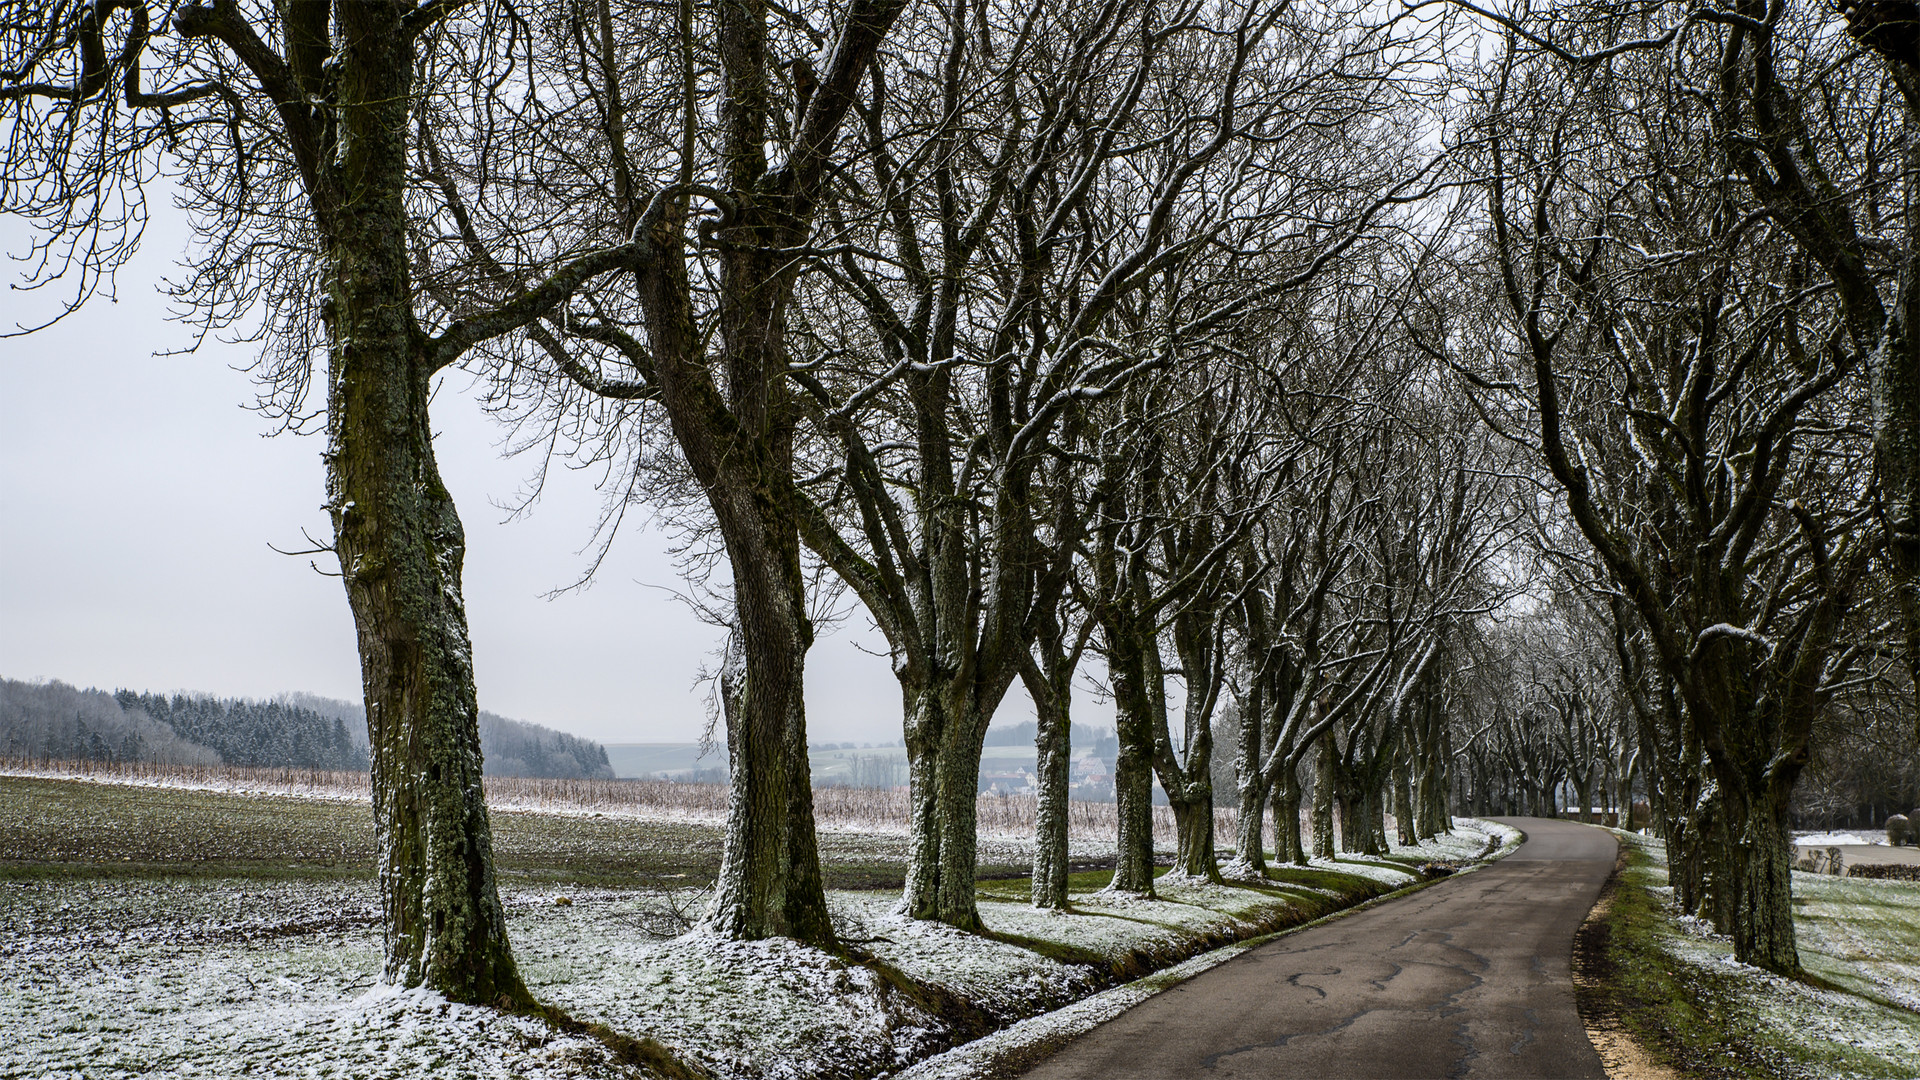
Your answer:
[1394,750,1417,847]
[1338,784,1365,854]
[1712,776,1797,972]
[897,694,993,929]
[1274,766,1308,865]
[1311,732,1336,859]
[1031,684,1073,909]
[700,535,833,943]
[1108,626,1160,895]
[325,2,526,1005]
[1023,612,1078,910]
[1233,682,1271,876]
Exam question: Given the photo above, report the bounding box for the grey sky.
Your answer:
[0,206,915,747]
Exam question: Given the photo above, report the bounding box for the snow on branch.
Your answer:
[1690,622,1774,664]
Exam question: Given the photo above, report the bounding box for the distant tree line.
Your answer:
[478,712,614,780]
[114,690,365,770]
[1,679,613,780]
[0,679,220,766]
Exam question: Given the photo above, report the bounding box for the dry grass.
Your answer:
[0,757,1245,847]
[0,757,369,797]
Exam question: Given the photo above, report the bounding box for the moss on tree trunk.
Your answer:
[324,1,526,1006]
[1029,662,1073,909]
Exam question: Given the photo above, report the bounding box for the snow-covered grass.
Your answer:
[0,876,644,1079]
[1795,875,1920,1016]
[0,769,1515,1080]
[1605,831,1920,1079]
[1794,830,1893,848]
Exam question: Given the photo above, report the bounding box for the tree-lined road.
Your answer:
[1019,819,1616,1079]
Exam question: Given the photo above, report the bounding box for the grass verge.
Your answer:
[1594,831,1920,1080]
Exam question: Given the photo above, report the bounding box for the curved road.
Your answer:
[1017,818,1617,1080]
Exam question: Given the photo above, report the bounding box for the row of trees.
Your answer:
[6,0,1913,1009]
[1437,0,1917,976]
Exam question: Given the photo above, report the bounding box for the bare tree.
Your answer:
[778,0,1435,919]
[1458,11,1878,972]
[2,0,658,1005]
[424,0,913,944]
[1735,0,1920,687]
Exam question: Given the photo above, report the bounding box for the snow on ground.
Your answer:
[0,878,639,1080]
[1793,830,1889,848]
[1794,874,1920,1016]
[0,821,1513,1080]
[1622,834,1920,1079]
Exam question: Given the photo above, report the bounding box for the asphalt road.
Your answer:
[1016,817,1617,1080]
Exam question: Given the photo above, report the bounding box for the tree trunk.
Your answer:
[703,574,834,943]
[1031,680,1072,909]
[1339,790,1365,853]
[1394,752,1417,847]
[1108,626,1159,894]
[931,715,990,929]
[1669,783,1715,920]
[1417,721,1450,838]
[642,339,837,946]
[325,6,526,1005]
[780,641,833,942]
[897,670,1003,929]
[901,693,942,918]
[1311,733,1336,859]
[1022,609,1079,910]
[1231,683,1269,877]
[1274,766,1307,865]
[1235,754,1271,877]
[1720,797,1804,970]
[333,338,527,1006]
[1169,785,1218,879]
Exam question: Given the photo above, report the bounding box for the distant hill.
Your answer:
[286,692,614,780]
[0,678,613,780]
[603,742,724,781]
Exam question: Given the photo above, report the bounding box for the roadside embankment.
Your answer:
[1584,830,1920,1079]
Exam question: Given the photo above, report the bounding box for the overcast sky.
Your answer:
[0,203,933,747]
